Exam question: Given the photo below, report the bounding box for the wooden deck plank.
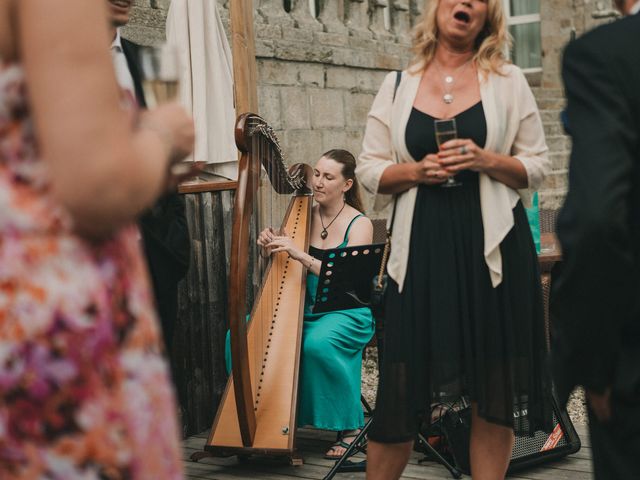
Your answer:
[184,425,593,480]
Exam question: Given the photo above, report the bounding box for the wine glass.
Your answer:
[434,118,461,188]
[138,44,180,108]
[139,45,201,182]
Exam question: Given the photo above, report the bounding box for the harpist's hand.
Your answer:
[267,230,303,261]
[258,227,278,256]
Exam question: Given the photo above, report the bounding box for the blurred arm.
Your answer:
[20,0,169,239]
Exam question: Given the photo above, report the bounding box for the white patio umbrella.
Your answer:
[166,0,237,180]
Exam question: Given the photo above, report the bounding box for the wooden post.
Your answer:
[230,0,259,115]
[228,0,259,446]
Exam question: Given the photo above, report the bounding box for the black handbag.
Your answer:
[369,200,396,320]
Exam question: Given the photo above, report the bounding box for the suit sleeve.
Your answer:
[551,39,639,398]
[140,193,191,280]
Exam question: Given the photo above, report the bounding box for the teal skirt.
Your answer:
[298,273,374,430]
[225,272,374,431]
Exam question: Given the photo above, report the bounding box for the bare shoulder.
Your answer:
[346,209,373,245]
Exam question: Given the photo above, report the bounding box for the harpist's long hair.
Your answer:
[322,149,365,214]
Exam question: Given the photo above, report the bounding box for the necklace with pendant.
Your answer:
[433,57,473,104]
[319,201,346,240]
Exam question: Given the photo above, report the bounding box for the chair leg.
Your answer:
[416,432,462,479]
[361,395,373,417]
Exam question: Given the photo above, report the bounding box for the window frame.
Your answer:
[503,0,542,73]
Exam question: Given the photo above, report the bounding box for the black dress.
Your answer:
[369,103,552,443]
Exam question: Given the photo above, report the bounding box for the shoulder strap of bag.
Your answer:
[388,70,401,235]
[374,71,401,288]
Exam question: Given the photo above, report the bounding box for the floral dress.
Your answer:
[0,62,183,478]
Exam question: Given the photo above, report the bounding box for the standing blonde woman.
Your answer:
[356,0,552,478]
[0,0,194,477]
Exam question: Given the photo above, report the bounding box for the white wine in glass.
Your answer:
[434,118,461,188]
[139,45,180,108]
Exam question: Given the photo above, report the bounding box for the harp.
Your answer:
[204,113,313,460]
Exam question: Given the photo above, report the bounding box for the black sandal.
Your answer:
[323,429,362,460]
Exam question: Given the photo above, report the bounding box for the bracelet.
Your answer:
[305,256,315,269]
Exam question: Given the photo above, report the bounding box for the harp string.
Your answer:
[245,115,301,412]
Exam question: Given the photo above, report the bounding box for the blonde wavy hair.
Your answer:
[410,0,512,75]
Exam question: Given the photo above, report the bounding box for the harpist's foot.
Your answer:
[323,429,362,460]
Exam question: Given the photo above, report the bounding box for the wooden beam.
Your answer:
[230,0,259,115]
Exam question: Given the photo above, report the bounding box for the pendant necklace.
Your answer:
[433,57,473,104]
[319,201,346,240]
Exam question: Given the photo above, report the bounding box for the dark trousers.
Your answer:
[588,402,640,479]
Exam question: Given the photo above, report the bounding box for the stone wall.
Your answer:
[124,0,617,212]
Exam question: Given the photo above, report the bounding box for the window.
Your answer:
[504,0,542,71]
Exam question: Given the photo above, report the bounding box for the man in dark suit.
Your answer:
[551,1,640,477]
[108,0,191,358]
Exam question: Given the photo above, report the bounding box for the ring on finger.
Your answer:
[460,145,468,155]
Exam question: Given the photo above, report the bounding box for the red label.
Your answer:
[541,423,564,451]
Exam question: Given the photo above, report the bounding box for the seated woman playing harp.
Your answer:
[228,149,375,459]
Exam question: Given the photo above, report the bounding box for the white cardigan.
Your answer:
[356,63,550,291]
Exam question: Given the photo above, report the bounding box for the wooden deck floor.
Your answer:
[182,424,593,480]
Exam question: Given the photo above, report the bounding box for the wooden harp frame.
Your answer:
[206,113,313,457]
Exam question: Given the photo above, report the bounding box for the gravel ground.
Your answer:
[361,348,588,426]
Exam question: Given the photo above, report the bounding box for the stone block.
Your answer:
[256,23,283,40]
[540,109,563,123]
[280,87,311,129]
[315,31,350,47]
[298,64,326,88]
[546,135,570,154]
[122,24,165,45]
[326,66,358,89]
[258,59,299,85]
[543,122,564,137]
[274,40,333,63]
[345,129,365,156]
[332,47,376,69]
[348,27,375,40]
[549,152,569,170]
[256,39,277,58]
[282,26,314,43]
[383,41,411,60]
[543,170,569,190]
[355,69,389,93]
[283,129,324,164]
[535,96,566,110]
[310,89,345,128]
[129,5,167,29]
[258,86,282,129]
[344,92,374,127]
[374,51,404,71]
[321,129,348,152]
[348,37,378,50]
